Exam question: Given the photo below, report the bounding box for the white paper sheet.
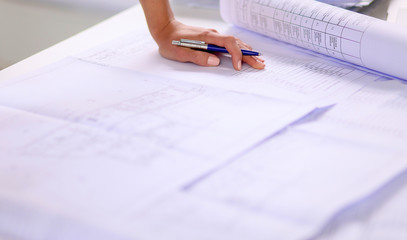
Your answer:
[220,0,407,80]
[2,98,405,240]
[297,78,407,151]
[313,169,407,240]
[76,28,379,106]
[1,4,406,240]
[115,129,407,240]
[0,58,314,239]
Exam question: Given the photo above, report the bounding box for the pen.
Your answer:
[172,39,262,56]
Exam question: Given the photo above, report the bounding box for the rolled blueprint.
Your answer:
[220,0,407,80]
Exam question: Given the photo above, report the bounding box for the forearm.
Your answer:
[139,0,175,41]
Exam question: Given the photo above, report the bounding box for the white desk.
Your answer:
[1,1,407,240]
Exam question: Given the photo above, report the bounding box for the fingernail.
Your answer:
[257,57,265,62]
[208,56,220,66]
[237,61,242,70]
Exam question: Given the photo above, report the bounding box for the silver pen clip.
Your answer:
[172,39,208,50]
[180,39,206,45]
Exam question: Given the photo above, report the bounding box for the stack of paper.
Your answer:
[1,2,407,240]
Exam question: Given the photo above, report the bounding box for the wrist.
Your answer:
[153,19,183,46]
[151,18,176,42]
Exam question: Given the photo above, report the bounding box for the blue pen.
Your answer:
[172,39,262,56]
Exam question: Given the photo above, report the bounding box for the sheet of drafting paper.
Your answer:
[0,58,313,240]
[76,28,379,106]
[220,0,407,80]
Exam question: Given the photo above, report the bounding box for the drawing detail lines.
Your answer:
[236,0,377,67]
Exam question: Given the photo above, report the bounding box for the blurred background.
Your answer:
[0,0,138,70]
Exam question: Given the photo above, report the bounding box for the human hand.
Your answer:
[153,20,265,71]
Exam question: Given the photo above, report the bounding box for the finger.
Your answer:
[243,56,266,70]
[228,41,243,71]
[197,32,242,70]
[176,48,220,67]
[237,40,253,50]
[237,41,265,64]
[253,56,265,62]
[220,36,242,71]
[232,41,264,64]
